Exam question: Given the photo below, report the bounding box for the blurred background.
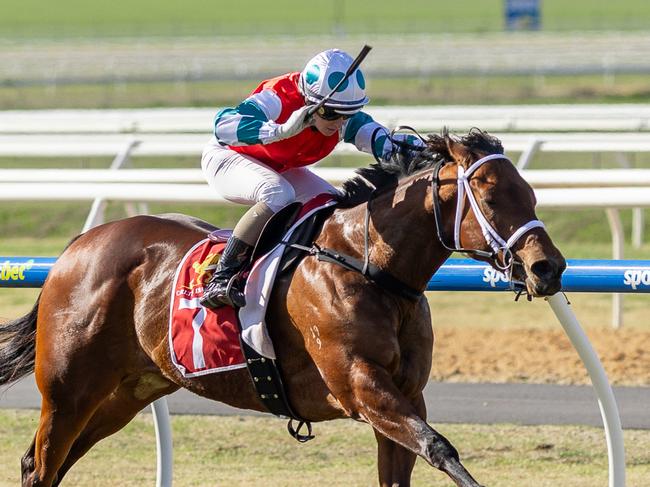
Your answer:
[1,0,649,246]
[2,0,650,107]
[2,2,650,485]
[2,0,649,317]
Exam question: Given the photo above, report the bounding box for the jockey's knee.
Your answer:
[257,180,296,212]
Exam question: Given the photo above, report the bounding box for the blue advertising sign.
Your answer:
[3,257,650,294]
[505,0,541,31]
[0,257,57,288]
[428,259,650,293]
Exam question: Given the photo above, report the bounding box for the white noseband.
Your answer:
[453,154,545,273]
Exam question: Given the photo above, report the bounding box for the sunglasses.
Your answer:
[315,106,353,121]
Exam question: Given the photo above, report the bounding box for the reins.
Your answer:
[374,126,549,292]
[382,126,545,284]
[291,128,546,300]
[373,125,544,280]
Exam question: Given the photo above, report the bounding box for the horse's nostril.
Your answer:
[530,260,556,281]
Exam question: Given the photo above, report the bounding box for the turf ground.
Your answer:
[1,412,649,487]
[2,0,650,38]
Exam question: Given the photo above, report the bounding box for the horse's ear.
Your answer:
[445,136,472,169]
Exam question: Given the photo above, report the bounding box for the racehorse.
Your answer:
[0,129,565,487]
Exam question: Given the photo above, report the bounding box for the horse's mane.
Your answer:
[336,128,504,208]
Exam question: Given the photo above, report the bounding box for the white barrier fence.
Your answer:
[2,106,649,328]
[0,167,646,256]
[2,105,650,133]
[2,181,650,207]
[3,132,650,168]
[3,167,650,187]
[3,107,648,252]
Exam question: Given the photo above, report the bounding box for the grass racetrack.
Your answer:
[6,0,650,37]
[0,412,649,486]
[3,0,650,38]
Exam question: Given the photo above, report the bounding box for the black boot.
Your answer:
[200,236,253,309]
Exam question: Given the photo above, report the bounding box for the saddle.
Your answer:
[207,198,335,300]
[205,195,336,441]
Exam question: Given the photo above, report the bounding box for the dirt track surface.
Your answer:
[431,327,650,386]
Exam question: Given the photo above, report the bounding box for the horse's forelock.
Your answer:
[425,133,452,161]
[425,129,504,171]
[459,128,504,155]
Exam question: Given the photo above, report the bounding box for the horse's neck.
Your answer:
[322,178,451,293]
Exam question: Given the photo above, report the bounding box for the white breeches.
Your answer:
[201,143,338,213]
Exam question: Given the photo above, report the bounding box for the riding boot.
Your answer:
[200,236,253,309]
[200,201,276,309]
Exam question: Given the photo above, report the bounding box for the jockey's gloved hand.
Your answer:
[383,134,426,162]
[269,105,314,142]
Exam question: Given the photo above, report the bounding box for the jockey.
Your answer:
[200,48,420,309]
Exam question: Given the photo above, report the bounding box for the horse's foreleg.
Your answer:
[348,361,483,487]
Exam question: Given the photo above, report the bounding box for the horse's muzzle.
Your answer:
[525,257,566,296]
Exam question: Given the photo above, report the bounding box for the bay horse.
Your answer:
[0,129,565,487]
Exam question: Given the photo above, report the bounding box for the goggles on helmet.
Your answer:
[314,105,354,121]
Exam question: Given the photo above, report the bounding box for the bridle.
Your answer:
[373,126,546,282]
[293,130,546,301]
[430,153,545,280]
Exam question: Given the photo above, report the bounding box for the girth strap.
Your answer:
[239,340,314,443]
[289,243,422,302]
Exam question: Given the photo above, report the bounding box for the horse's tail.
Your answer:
[0,293,39,386]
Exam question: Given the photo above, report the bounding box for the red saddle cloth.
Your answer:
[169,193,337,378]
[168,237,246,378]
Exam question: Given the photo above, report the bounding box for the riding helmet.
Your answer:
[299,49,369,115]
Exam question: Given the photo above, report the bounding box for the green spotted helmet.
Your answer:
[299,49,369,116]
